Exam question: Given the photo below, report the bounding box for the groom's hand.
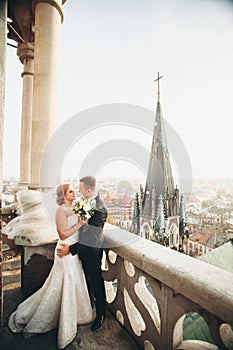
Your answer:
[57,243,70,258]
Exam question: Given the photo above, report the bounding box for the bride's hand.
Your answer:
[78,219,88,227]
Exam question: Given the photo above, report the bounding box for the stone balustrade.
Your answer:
[102,224,233,350]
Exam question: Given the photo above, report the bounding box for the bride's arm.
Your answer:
[55,207,82,240]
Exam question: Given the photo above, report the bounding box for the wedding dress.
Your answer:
[8,215,93,349]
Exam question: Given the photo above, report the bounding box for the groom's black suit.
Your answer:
[69,194,108,318]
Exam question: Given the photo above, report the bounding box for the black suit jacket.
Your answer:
[69,194,108,255]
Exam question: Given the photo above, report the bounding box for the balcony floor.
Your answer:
[0,255,139,350]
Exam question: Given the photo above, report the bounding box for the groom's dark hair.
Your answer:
[80,176,96,190]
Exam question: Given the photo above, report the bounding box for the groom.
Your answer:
[57,176,108,331]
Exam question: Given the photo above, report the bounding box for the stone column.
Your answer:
[0,0,6,200]
[30,0,64,189]
[0,0,7,329]
[17,42,34,186]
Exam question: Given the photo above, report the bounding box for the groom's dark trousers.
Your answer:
[69,195,107,318]
[78,246,106,316]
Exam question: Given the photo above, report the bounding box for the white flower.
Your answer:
[83,203,92,212]
[90,198,96,206]
[73,196,97,222]
[85,212,91,219]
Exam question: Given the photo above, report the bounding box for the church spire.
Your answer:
[179,193,186,236]
[179,194,186,222]
[131,192,140,235]
[142,73,175,219]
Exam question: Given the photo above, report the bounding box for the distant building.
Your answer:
[117,180,133,198]
[187,231,229,257]
[206,232,229,251]
[188,233,211,257]
[105,190,133,230]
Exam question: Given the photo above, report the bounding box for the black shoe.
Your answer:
[91,314,106,331]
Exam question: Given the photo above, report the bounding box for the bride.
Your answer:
[8,183,93,349]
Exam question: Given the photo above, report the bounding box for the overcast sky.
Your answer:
[4,0,233,182]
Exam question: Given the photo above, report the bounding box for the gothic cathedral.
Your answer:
[131,74,187,251]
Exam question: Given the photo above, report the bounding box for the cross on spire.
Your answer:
[154,72,163,98]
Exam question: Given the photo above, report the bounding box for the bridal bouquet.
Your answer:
[73,197,97,220]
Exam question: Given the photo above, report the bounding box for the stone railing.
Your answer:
[102,224,233,350]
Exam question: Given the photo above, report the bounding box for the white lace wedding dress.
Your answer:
[8,215,93,349]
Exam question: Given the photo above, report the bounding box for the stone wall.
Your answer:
[19,243,57,300]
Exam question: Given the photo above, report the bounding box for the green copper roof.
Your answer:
[198,238,233,273]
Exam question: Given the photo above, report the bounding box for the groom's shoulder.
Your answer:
[96,195,108,211]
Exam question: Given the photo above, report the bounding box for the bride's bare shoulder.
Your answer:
[56,204,73,216]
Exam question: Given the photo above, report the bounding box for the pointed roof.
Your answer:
[179,194,186,221]
[142,75,174,217]
[189,233,211,244]
[131,193,140,235]
[105,192,111,204]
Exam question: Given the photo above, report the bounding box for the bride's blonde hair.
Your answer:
[56,183,70,205]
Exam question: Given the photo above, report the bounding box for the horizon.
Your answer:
[3,175,233,182]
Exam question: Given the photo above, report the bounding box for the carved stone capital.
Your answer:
[17,42,34,64]
[32,0,64,23]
